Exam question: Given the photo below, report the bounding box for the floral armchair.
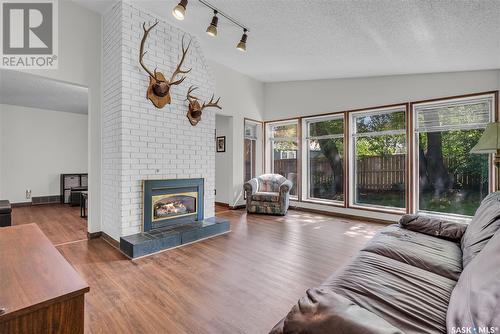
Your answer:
[243,174,293,215]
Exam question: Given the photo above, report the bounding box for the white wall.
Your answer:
[211,61,265,206]
[0,105,88,203]
[23,0,102,233]
[0,110,3,199]
[265,70,500,120]
[215,115,233,204]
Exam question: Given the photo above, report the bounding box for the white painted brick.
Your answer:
[103,2,216,238]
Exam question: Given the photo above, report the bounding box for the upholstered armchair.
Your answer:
[244,174,293,215]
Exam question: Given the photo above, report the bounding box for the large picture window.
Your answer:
[350,107,407,210]
[413,95,494,216]
[304,115,344,202]
[269,121,298,196]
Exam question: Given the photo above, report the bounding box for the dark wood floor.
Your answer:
[12,204,385,334]
[12,204,87,245]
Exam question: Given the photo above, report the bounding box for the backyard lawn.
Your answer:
[357,190,484,216]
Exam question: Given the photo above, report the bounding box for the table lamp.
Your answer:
[470,122,500,167]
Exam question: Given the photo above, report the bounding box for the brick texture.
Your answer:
[103,2,216,239]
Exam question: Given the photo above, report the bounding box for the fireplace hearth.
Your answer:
[120,178,230,259]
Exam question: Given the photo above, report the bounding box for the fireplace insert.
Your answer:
[143,179,204,232]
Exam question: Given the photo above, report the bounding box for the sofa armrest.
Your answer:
[244,178,258,195]
[270,288,403,334]
[399,214,467,242]
[279,180,293,195]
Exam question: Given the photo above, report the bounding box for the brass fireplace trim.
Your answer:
[151,191,198,223]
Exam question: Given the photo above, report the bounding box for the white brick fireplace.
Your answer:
[102,1,216,240]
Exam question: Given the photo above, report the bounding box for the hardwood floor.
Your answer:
[12,204,87,245]
[12,204,386,334]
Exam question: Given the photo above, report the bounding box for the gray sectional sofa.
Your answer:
[0,200,11,227]
[270,192,500,334]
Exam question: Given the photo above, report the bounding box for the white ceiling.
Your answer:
[0,70,88,114]
[79,0,500,82]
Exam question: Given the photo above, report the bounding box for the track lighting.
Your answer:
[172,0,188,20]
[176,0,250,53]
[236,29,248,52]
[206,10,218,37]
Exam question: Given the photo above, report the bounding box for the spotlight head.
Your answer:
[236,29,248,52]
[206,11,218,37]
[172,0,188,20]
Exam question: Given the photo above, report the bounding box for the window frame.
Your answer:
[267,119,300,199]
[262,91,498,221]
[244,119,261,182]
[301,114,346,206]
[411,93,496,218]
[348,105,408,214]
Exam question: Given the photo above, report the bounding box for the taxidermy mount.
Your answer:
[186,86,222,126]
[139,21,191,108]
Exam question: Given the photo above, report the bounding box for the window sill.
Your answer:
[417,210,472,223]
[347,203,406,215]
[301,198,344,207]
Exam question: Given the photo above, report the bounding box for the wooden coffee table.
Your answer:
[0,224,89,333]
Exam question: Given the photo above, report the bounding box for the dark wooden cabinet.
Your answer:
[60,174,88,204]
[0,224,89,333]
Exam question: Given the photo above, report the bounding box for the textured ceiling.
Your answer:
[77,0,500,82]
[0,70,88,114]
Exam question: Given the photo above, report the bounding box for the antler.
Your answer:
[186,86,199,103]
[201,94,222,111]
[139,21,160,81]
[169,35,192,85]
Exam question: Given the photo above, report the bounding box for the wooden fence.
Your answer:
[274,155,483,192]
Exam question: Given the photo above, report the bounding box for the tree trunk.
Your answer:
[425,132,453,195]
[419,147,430,191]
[318,139,343,195]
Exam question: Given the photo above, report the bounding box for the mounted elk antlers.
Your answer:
[186,86,222,126]
[139,21,192,108]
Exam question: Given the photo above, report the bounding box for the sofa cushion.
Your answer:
[0,200,11,214]
[247,202,284,215]
[322,252,457,334]
[447,228,500,332]
[252,192,279,202]
[461,191,500,267]
[270,288,404,334]
[258,174,287,193]
[362,224,463,280]
[399,214,467,242]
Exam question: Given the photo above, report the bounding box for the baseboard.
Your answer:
[290,206,394,225]
[100,231,120,249]
[216,202,245,210]
[32,195,62,205]
[10,202,32,208]
[87,231,102,240]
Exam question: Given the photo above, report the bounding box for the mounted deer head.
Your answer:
[186,86,222,126]
[139,21,192,108]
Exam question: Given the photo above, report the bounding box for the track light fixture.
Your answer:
[174,0,250,52]
[172,0,188,20]
[206,10,218,37]
[236,29,247,52]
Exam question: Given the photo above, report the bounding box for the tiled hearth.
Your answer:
[120,179,230,258]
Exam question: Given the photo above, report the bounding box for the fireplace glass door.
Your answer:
[152,192,198,223]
